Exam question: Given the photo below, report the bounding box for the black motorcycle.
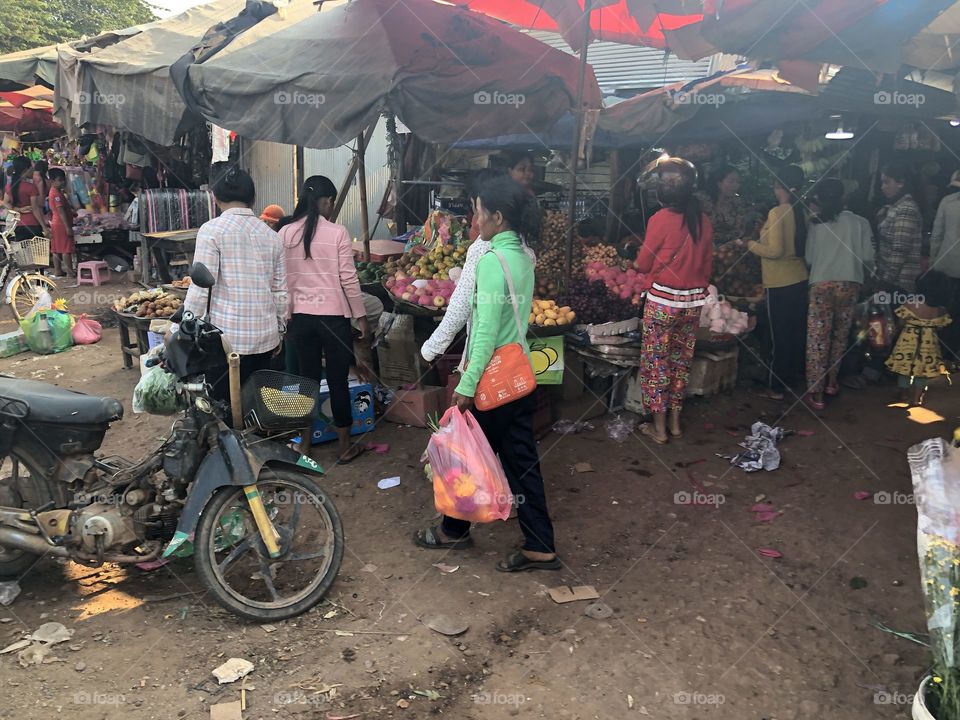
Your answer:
[0,263,343,621]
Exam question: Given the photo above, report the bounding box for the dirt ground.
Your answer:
[0,289,954,720]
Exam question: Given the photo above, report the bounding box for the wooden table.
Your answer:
[115,312,151,369]
[139,229,198,284]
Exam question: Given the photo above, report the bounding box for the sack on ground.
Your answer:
[426,407,512,523]
[72,314,102,345]
[20,309,73,354]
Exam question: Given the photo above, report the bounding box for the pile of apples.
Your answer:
[584,261,649,306]
[385,275,457,310]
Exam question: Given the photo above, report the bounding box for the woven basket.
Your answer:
[12,236,50,267]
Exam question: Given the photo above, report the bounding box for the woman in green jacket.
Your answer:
[414,175,559,573]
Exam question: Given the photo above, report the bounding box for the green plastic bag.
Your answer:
[20,310,73,355]
[133,366,184,415]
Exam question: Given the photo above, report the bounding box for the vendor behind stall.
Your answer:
[4,156,47,240]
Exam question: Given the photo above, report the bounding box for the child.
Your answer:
[886,271,952,405]
[47,168,75,279]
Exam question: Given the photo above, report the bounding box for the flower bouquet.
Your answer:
[908,438,960,719]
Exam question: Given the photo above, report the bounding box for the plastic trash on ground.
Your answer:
[0,580,20,606]
[722,421,785,472]
[552,420,595,435]
[606,415,637,443]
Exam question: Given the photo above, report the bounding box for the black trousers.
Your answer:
[766,281,808,392]
[290,314,354,428]
[941,277,960,365]
[441,393,556,555]
[210,350,276,424]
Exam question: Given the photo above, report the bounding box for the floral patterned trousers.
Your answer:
[805,281,860,394]
[640,301,701,414]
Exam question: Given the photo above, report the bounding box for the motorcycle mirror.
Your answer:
[190,262,216,289]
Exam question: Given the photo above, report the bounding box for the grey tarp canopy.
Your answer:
[54,0,252,145]
[173,0,601,149]
[0,23,156,88]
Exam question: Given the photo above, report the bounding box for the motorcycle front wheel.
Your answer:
[193,468,343,622]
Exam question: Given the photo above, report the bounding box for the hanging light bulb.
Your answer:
[950,119,960,127]
[825,115,854,140]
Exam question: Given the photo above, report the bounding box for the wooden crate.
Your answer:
[686,348,738,397]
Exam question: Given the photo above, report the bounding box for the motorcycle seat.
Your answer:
[0,376,123,425]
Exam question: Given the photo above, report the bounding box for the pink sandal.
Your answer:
[824,385,840,397]
[804,394,826,411]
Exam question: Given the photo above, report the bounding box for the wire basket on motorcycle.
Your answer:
[242,370,321,431]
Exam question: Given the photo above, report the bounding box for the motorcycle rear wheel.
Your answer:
[193,468,343,622]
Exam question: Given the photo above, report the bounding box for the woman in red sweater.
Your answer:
[636,159,713,444]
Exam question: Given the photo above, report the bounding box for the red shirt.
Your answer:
[14,180,41,227]
[48,187,72,230]
[636,208,714,290]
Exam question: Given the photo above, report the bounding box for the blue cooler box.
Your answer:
[310,380,375,444]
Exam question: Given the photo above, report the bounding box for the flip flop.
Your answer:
[335,445,368,465]
[640,423,668,445]
[413,525,473,550]
[824,385,840,397]
[804,395,826,411]
[750,388,785,401]
[496,551,562,573]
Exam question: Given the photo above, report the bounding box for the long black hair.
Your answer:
[776,165,807,257]
[656,158,703,243]
[475,175,541,240]
[8,156,32,202]
[810,178,845,224]
[281,175,338,259]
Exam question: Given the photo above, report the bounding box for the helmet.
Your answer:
[656,158,698,209]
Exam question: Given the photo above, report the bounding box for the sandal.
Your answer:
[750,388,785,401]
[804,395,826,411]
[413,525,473,550]
[335,445,367,465]
[824,385,840,397]
[640,423,668,445]
[496,551,562,573]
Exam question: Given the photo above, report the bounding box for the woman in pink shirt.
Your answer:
[278,176,369,463]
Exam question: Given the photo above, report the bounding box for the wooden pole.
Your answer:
[357,131,371,262]
[331,124,376,223]
[565,0,592,285]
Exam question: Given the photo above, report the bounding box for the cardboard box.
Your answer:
[0,330,27,358]
[384,385,445,428]
[376,313,422,387]
[309,380,376,444]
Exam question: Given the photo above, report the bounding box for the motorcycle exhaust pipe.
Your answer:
[0,527,71,557]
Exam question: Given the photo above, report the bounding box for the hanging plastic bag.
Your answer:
[71,314,102,345]
[133,366,183,415]
[426,407,512,523]
[20,309,73,355]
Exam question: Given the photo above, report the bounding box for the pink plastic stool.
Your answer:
[76,260,111,287]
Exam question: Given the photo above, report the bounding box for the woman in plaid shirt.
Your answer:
[183,166,287,406]
[876,164,924,294]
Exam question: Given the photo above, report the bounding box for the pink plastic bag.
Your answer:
[71,314,102,345]
[426,407,512,523]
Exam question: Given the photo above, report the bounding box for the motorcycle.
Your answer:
[0,262,343,621]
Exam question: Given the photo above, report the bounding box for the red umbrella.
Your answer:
[0,107,61,133]
[448,0,703,52]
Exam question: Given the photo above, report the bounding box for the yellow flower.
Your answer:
[934,676,943,683]
[53,298,68,311]
[951,587,959,597]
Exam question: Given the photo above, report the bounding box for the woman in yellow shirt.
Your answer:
[737,166,809,401]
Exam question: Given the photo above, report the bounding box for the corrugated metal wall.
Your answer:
[242,139,297,217]
[303,117,392,241]
[527,30,716,92]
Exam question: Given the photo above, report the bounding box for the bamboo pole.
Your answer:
[357,131,371,262]
[331,124,376,223]
[565,0,593,285]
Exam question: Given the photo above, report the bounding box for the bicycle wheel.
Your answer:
[9,273,57,320]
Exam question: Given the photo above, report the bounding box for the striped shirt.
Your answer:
[647,283,708,309]
[183,208,287,355]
